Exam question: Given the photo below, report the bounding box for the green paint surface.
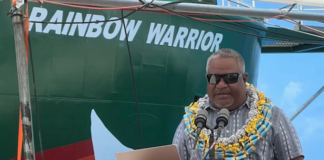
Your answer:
[0,1,263,159]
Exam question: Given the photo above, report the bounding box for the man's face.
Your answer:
[206,58,248,110]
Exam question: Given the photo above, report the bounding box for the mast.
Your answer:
[9,3,36,160]
[290,86,324,121]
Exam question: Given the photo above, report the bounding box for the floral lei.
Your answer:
[183,83,273,160]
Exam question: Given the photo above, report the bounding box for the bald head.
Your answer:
[206,48,245,73]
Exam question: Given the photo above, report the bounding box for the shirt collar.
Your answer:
[205,94,250,112]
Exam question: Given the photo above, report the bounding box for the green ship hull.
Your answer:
[2,0,321,159]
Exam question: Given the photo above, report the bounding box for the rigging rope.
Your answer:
[28,30,45,160]
[26,0,324,43]
[121,10,143,148]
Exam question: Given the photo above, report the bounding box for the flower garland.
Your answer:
[183,83,273,160]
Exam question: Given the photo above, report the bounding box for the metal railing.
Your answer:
[220,0,324,25]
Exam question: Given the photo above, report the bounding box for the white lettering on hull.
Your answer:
[29,7,223,52]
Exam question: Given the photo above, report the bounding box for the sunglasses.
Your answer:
[206,73,243,85]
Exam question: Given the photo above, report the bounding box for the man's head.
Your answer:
[206,48,248,110]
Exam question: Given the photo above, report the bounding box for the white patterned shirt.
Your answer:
[172,97,304,160]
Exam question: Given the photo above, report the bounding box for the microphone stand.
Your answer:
[206,129,215,160]
[202,108,229,160]
[190,129,224,160]
[191,127,214,160]
[202,127,224,160]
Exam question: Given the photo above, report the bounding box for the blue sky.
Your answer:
[220,0,324,159]
[258,53,324,160]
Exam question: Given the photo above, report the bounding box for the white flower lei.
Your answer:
[196,86,259,146]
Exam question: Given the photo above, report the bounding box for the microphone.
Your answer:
[194,109,208,148]
[215,108,229,140]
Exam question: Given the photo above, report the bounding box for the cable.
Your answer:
[215,15,324,41]
[211,3,324,39]
[22,1,45,159]
[29,0,142,10]
[27,0,324,43]
[162,0,323,34]
[121,10,143,148]
[27,0,186,24]
[264,20,324,40]
[28,26,45,160]
[152,4,324,44]
[217,0,324,39]
[28,1,183,24]
[279,16,324,37]
[28,8,257,24]
[284,19,324,35]
[148,1,324,42]
[28,6,142,24]
[147,2,324,42]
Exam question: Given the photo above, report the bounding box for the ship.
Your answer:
[1,0,323,159]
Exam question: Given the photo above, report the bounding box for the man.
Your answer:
[172,48,304,160]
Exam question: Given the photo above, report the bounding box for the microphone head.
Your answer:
[216,108,230,127]
[195,109,208,127]
[197,109,208,119]
[219,108,230,119]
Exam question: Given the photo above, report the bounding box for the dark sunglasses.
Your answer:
[206,73,243,85]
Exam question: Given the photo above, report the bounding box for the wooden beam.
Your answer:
[10,4,36,160]
[254,0,324,8]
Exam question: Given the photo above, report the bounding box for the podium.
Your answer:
[115,145,181,160]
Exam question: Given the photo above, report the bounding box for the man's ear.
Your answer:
[243,73,248,83]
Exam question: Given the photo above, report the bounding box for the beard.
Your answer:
[213,98,234,108]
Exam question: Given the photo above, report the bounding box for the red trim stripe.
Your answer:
[11,139,94,160]
[77,155,95,160]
